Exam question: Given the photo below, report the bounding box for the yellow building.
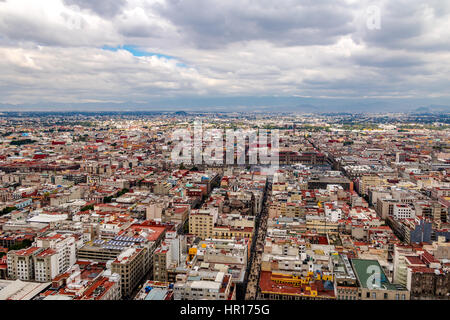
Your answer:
[212,226,253,240]
[189,210,214,239]
[306,216,338,233]
[358,175,383,196]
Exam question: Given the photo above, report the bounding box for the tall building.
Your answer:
[189,209,217,239]
[7,247,42,281]
[35,233,77,276]
[110,247,148,299]
[153,231,183,282]
[7,233,77,283]
[33,249,59,282]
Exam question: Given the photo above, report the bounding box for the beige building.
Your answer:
[8,233,77,283]
[146,202,166,220]
[7,247,42,281]
[154,181,171,195]
[414,201,447,225]
[8,248,59,283]
[376,198,399,219]
[33,249,59,282]
[153,247,170,282]
[358,175,384,196]
[110,247,148,298]
[212,226,253,240]
[305,215,339,234]
[269,201,305,218]
[189,209,217,239]
[77,244,123,262]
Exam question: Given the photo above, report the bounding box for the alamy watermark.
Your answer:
[366,265,382,289]
[366,5,381,30]
[170,121,279,167]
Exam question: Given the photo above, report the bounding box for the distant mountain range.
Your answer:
[413,105,450,113]
[0,97,449,113]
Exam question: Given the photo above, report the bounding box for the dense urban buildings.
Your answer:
[0,111,448,301]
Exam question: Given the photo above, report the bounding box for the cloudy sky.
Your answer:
[0,0,449,111]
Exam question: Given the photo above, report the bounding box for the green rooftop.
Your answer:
[351,259,405,291]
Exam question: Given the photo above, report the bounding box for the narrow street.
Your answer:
[245,180,271,300]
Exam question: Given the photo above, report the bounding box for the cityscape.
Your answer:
[0,0,449,311]
[0,111,448,302]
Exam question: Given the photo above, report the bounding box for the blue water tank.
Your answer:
[324,280,334,290]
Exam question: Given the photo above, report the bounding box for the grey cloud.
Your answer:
[353,0,450,52]
[154,0,356,48]
[301,62,448,98]
[0,5,119,47]
[0,14,71,46]
[350,52,425,69]
[119,24,159,38]
[63,0,127,18]
[0,18,113,47]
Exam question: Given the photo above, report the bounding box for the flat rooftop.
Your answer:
[351,259,406,291]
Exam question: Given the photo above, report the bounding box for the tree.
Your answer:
[0,206,16,216]
[10,139,37,146]
[183,220,190,234]
[80,204,94,212]
[9,239,33,251]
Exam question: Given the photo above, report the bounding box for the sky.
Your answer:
[0,0,449,112]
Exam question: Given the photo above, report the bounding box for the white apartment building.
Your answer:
[8,233,77,283]
[33,249,59,282]
[324,202,343,222]
[173,271,235,300]
[7,247,42,281]
[35,233,77,276]
[393,204,416,220]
